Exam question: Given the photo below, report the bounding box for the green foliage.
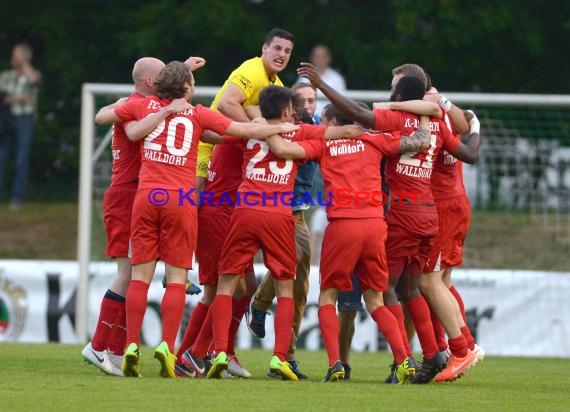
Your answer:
[0,0,569,199]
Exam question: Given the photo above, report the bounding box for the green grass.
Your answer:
[1,344,569,411]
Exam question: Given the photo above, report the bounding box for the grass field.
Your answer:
[1,344,569,411]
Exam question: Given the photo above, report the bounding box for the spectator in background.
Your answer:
[299,44,346,114]
[0,43,41,211]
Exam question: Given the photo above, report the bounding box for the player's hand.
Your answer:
[279,122,301,134]
[185,56,206,71]
[297,62,322,88]
[423,92,440,103]
[464,110,480,134]
[167,98,191,114]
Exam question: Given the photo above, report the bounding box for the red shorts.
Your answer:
[386,207,438,276]
[320,218,389,293]
[130,188,197,268]
[426,194,471,272]
[103,183,137,258]
[218,208,296,280]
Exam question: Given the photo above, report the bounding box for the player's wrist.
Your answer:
[439,94,452,113]
[466,110,480,134]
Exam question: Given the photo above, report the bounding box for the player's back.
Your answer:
[202,141,244,211]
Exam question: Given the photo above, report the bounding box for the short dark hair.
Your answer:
[322,104,354,126]
[259,85,293,120]
[264,28,295,46]
[154,61,193,100]
[391,76,426,102]
[392,63,428,90]
[291,82,315,94]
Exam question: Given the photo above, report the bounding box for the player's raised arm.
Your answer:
[265,135,308,159]
[223,120,300,140]
[323,124,365,140]
[297,62,375,128]
[123,98,190,142]
[447,110,481,164]
[372,100,442,118]
[94,97,129,125]
[424,91,469,134]
[216,84,252,122]
[184,56,206,72]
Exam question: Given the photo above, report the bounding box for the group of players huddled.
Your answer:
[82,27,483,384]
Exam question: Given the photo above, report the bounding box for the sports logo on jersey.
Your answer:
[0,270,28,341]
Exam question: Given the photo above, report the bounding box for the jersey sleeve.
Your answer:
[196,105,233,136]
[297,138,325,161]
[293,123,327,141]
[372,109,405,132]
[226,59,261,102]
[114,98,147,122]
[360,132,401,157]
[441,121,461,153]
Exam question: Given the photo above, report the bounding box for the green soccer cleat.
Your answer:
[206,352,229,379]
[122,343,141,378]
[322,360,345,382]
[269,356,298,381]
[394,357,416,384]
[154,341,177,379]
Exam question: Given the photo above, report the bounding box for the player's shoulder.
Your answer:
[233,57,264,78]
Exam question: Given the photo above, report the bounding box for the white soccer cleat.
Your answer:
[473,344,486,363]
[106,351,125,377]
[227,355,252,378]
[82,342,114,375]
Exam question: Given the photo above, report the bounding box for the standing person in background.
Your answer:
[299,44,346,114]
[0,43,41,211]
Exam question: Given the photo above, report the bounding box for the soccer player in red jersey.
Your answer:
[192,85,363,381]
[95,62,299,378]
[297,63,480,383]
[83,57,165,376]
[263,103,432,383]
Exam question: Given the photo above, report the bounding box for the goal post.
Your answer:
[77,84,570,343]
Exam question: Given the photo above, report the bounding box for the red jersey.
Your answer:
[115,96,231,191]
[201,141,244,212]
[431,113,466,200]
[236,123,324,215]
[109,92,144,186]
[373,109,460,209]
[308,132,401,220]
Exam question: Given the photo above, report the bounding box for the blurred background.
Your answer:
[0,0,569,271]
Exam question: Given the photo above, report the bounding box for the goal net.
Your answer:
[77,85,570,342]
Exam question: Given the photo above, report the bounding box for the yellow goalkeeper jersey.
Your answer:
[196,57,284,178]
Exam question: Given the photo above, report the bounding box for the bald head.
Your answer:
[132,57,165,95]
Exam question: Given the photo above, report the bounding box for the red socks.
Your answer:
[273,297,294,361]
[429,305,448,352]
[371,306,408,364]
[190,304,215,358]
[386,304,412,357]
[227,296,251,356]
[448,335,468,358]
[107,304,127,355]
[450,285,475,350]
[176,301,210,360]
[212,294,233,354]
[91,292,125,352]
[318,304,340,367]
[406,296,438,360]
[125,280,150,347]
[161,283,187,352]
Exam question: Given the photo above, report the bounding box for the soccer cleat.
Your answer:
[439,349,451,368]
[246,304,268,338]
[122,343,141,377]
[162,276,201,295]
[322,360,345,382]
[473,344,486,363]
[181,349,207,378]
[393,357,416,384]
[154,341,177,379]
[175,363,195,378]
[106,351,125,377]
[82,342,114,375]
[411,352,446,384]
[269,356,298,381]
[207,352,229,379]
[434,349,478,382]
[384,361,397,384]
[227,355,252,378]
[342,363,352,380]
[288,360,309,379]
